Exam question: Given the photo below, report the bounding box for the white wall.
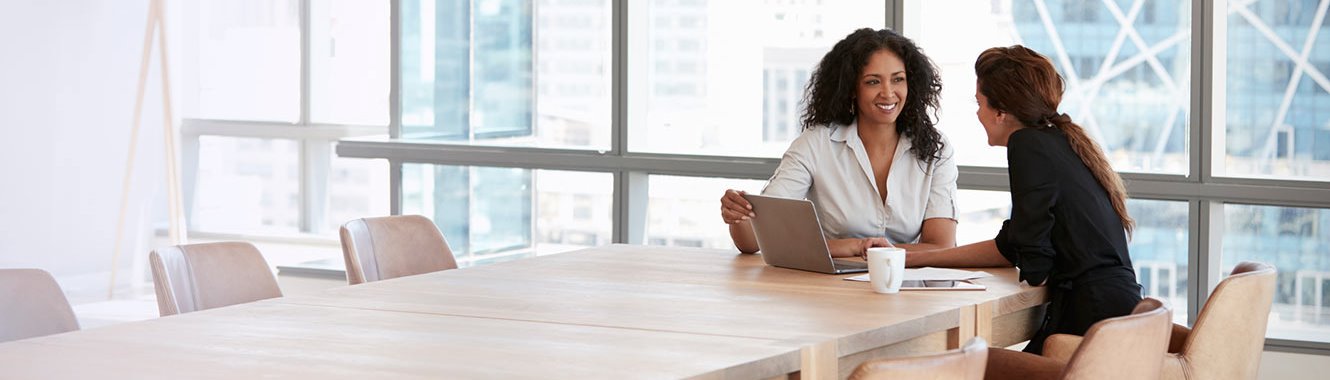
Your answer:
[0,0,172,303]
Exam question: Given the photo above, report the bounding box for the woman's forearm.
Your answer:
[729,221,759,253]
[894,242,952,252]
[906,240,1013,268]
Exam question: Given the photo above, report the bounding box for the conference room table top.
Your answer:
[0,244,1047,379]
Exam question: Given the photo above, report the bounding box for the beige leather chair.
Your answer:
[150,242,283,316]
[339,215,458,285]
[1040,263,1277,380]
[850,337,988,380]
[0,269,80,342]
[988,297,1173,380]
[1161,262,1275,380]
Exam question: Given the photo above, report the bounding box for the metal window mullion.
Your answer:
[387,0,401,216]
[1189,0,1213,328]
[467,0,476,142]
[1188,199,1223,327]
[390,0,401,139]
[886,0,904,31]
[390,159,403,215]
[300,140,331,233]
[1192,0,1212,183]
[300,0,312,126]
[612,0,627,156]
[611,0,626,242]
[612,0,642,245]
[297,0,316,232]
[613,170,648,245]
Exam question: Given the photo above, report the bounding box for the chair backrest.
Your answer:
[1061,297,1172,380]
[1174,261,1276,380]
[150,242,282,316]
[339,215,458,285]
[0,269,80,343]
[848,337,988,380]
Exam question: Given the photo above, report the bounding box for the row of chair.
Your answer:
[150,215,460,316]
[849,262,1277,380]
[1,215,460,342]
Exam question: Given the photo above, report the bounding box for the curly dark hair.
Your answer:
[800,28,945,163]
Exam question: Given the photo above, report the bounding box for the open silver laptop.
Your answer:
[742,193,868,274]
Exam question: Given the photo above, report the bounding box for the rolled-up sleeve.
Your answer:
[922,142,958,221]
[1003,134,1059,286]
[762,134,815,199]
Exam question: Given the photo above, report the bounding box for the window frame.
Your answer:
[329,0,1330,354]
[182,0,388,241]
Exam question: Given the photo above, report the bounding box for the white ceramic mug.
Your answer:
[867,247,906,294]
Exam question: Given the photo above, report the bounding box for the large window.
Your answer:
[646,176,765,248]
[191,137,301,234]
[627,0,885,158]
[188,0,301,122]
[311,0,391,125]
[333,0,1330,352]
[181,0,390,240]
[1224,204,1330,341]
[1130,199,1191,325]
[399,0,613,149]
[1221,0,1330,180]
[401,165,612,265]
[912,0,1191,174]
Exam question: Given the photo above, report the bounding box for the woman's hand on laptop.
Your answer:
[828,238,893,259]
[720,189,756,224]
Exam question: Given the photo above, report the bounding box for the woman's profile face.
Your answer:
[975,81,1011,147]
[855,49,908,128]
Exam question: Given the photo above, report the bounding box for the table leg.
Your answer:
[947,304,976,349]
[799,340,837,380]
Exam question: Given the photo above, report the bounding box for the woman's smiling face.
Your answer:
[855,49,908,128]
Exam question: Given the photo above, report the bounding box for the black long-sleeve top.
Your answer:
[994,127,1134,286]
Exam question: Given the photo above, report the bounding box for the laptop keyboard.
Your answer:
[832,259,868,269]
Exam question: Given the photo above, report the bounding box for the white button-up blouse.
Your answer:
[761,121,958,244]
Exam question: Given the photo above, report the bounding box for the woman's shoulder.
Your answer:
[1008,127,1065,148]
[787,123,846,149]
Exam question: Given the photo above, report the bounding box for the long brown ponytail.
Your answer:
[975,46,1135,237]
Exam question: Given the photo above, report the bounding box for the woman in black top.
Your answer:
[905,45,1141,362]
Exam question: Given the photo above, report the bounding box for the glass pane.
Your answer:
[1222,0,1330,180]
[401,164,611,266]
[399,0,612,149]
[955,189,1010,244]
[311,0,390,125]
[1223,204,1330,342]
[185,0,300,122]
[323,153,390,234]
[191,137,301,233]
[912,0,1190,173]
[628,1,885,157]
[646,175,765,249]
[1128,199,1190,325]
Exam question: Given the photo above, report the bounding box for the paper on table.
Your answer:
[844,267,994,282]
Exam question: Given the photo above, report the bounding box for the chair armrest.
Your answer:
[1168,323,1191,354]
[1043,334,1083,363]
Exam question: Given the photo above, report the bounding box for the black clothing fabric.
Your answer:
[993,127,1142,354]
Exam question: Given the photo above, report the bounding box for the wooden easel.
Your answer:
[108,0,187,299]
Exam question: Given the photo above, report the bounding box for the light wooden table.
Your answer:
[274,245,1047,378]
[0,245,1045,379]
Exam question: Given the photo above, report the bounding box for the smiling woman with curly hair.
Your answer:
[720,28,958,258]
